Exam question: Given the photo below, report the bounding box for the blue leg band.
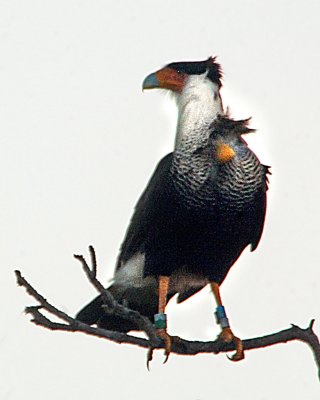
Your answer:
[154,313,167,329]
[215,305,230,329]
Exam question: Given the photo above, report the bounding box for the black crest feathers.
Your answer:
[166,56,222,86]
[211,115,256,137]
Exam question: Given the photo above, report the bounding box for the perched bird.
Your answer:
[76,57,270,361]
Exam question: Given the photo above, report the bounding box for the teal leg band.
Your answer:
[154,313,167,329]
[215,305,230,329]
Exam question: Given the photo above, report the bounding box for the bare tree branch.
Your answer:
[15,246,320,381]
[73,245,159,343]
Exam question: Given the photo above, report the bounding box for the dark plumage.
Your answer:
[77,57,271,361]
[121,116,268,282]
[167,57,223,86]
[76,116,270,331]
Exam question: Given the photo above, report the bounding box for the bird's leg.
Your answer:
[155,275,172,362]
[210,282,244,361]
[147,276,172,367]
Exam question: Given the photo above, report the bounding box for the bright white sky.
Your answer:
[1,1,320,398]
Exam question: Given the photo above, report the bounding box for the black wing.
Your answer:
[115,153,173,269]
[250,165,271,251]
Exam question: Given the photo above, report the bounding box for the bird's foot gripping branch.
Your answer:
[15,246,320,380]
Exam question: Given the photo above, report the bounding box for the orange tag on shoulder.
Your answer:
[216,143,236,163]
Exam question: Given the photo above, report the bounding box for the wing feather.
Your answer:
[250,165,271,251]
[115,153,173,269]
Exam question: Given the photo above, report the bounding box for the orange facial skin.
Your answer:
[143,67,187,93]
[155,67,187,92]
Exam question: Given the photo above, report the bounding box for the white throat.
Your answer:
[174,74,223,150]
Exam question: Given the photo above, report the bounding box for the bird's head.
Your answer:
[142,56,222,93]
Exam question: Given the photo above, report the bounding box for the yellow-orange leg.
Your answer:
[157,276,171,362]
[147,276,172,367]
[158,276,169,313]
[210,282,244,361]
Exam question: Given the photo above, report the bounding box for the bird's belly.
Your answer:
[113,251,208,295]
[143,206,252,284]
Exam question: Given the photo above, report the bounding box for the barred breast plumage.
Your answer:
[171,116,267,215]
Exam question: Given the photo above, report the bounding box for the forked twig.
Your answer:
[15,246,320,380]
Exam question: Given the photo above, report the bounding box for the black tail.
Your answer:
[76,284,160,333]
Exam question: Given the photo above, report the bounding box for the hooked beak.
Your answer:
[142,67,187,92]
[142,72,159,90]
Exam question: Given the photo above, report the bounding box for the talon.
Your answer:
[157,328,172,363]
[219,327,244,362]
[146,347,154,370]
[147,330,180,366]
[219,327,234,343]
[230,335,244,361]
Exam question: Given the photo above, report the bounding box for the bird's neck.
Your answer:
[171,76,223,192]
[174,75,223,153]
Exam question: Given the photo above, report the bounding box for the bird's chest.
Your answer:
[171,154,217,209]
[164,171,262,258]
[172,150,263,213]
[214,157,265,215]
